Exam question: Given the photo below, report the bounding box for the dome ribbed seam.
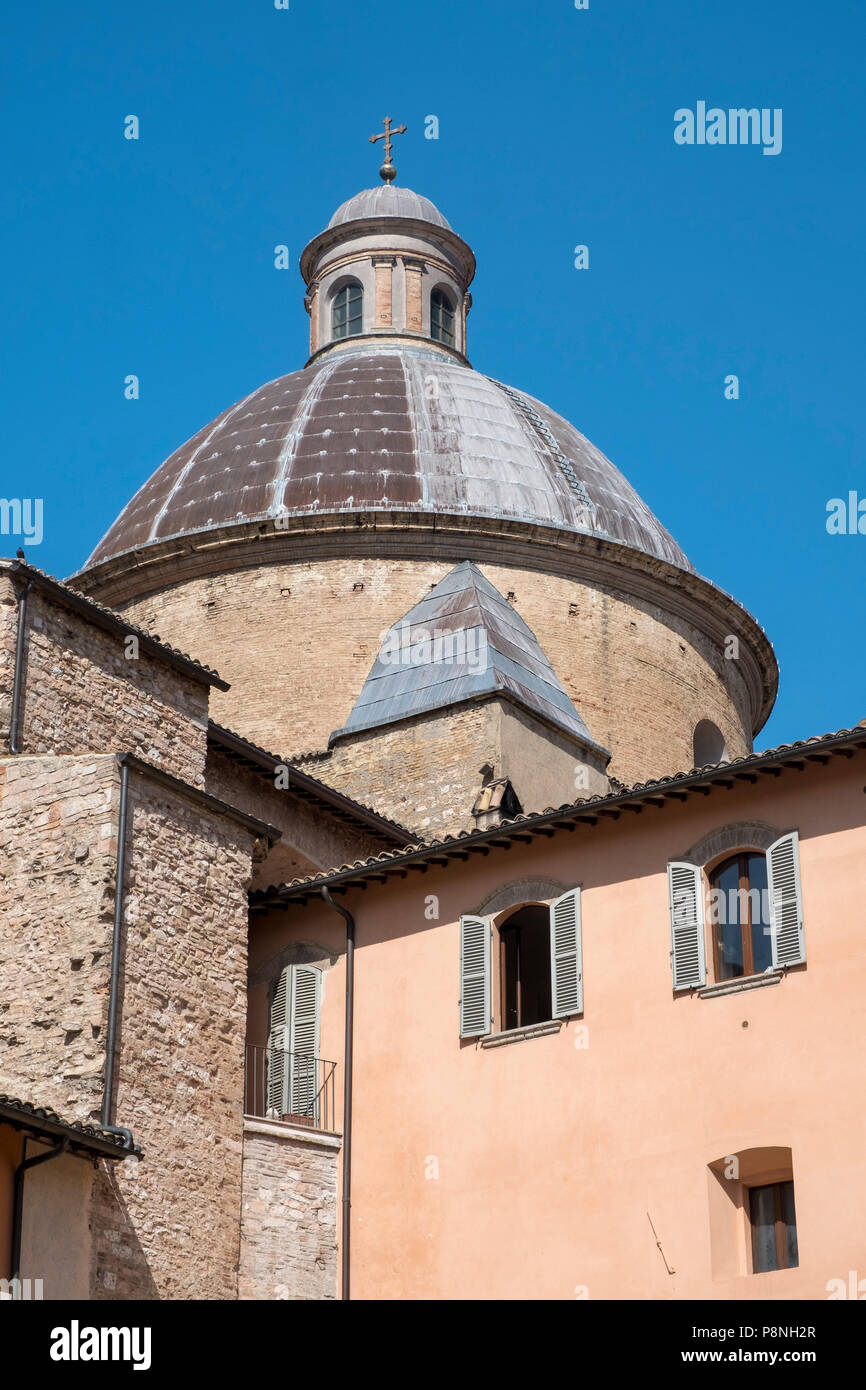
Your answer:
[488,379,597,523]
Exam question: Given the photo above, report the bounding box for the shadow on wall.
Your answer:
[89,1165,160,1301]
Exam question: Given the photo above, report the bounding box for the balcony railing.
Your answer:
[244,1043,337,1133]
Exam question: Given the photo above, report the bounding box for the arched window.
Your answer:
[693,719,728,767]
[459,890,582,1038]
[331,282,363,339]
[499,905,552,1030]
[430,288,455,346]
[668,832,805,990]
[708,852,772,981]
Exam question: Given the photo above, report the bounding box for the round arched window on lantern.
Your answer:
[430,288,455,347]
[331,281,363,340]
[693,719,728,767]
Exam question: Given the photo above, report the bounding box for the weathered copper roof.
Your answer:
[331,561,606,751]
[83,343,692,572]
[327,185,452,230]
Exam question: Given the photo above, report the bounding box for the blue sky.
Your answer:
[2,0,864,750]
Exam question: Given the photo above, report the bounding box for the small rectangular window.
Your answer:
[749,1179,799,1273]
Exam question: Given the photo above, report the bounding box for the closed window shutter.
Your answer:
[459,915,490,1037]
[767,832,805,967]
[289,966,321,1119]
[668,862,706,989]
[549,888,583,1017]
[267,967,289,1112]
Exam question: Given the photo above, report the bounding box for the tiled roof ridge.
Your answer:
[3,558,228,689]
[0,1093,136,1152]
[250,723,866,899]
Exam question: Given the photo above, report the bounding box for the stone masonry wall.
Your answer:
[0,750,259,1299]
[88,773,255,1300]
[115,556,753,792]
[0,575,209,786]
[205,747,397,887]
[0,754,117,1116]
[238,1120,339,1300]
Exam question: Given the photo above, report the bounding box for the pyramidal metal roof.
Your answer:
[330,561,605,751]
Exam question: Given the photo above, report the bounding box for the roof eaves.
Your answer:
[118,752,281,843]
[3,558,229,690]
[0,1095,141,1159]
[249,724,866,906]
[207,722,418,844]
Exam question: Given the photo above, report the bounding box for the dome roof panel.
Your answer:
[82,345,692,573]
[327,185,452,230]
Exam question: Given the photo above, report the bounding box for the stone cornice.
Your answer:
[300,215,476,286]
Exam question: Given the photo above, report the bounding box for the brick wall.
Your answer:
[312,703,499,837]
[205,746,399,885]
[238,1120,339,1300]
[116,557,752,793]
[0,575,210,785]
[314,697,609,837]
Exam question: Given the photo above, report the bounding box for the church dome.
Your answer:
[72,159,777,781]
[83,341,690,572]
[328,185,452,230]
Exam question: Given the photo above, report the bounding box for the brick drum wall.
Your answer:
[238,1120,338,1301]
[0,576,209,785]
[117,557,753,790]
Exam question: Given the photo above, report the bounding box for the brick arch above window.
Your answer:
[248,941,342,994]
[678,820,787,870]
[470,876,571,918]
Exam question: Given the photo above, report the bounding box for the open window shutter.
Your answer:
[767,832,805,967]
[550,888,583,1017]
[668,862,706,989]
[289,966,321,1120]
[266,967,289,1112]
[459,915,490,1037]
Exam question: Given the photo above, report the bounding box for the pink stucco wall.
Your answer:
[249,754,866,1299]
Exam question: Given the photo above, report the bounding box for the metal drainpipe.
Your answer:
[11,1138,69,1281]
[101,758,135,1150]
[9,579,33,754]
[320,886,355,1302]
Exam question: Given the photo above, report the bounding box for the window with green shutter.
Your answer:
[460,888,583,1038]
[267,964,322,1121]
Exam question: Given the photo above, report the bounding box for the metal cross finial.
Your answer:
[369,116,407,183]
